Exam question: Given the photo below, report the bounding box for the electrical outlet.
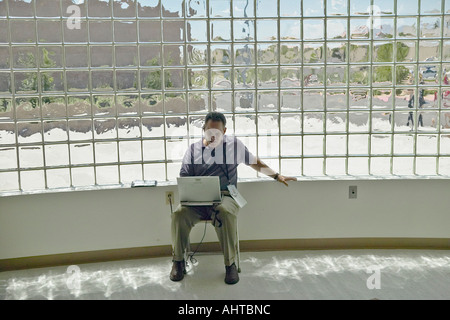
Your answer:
[349,186,357,199]
[166,191,174,205]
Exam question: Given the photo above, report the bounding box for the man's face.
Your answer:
[203,120,226,148]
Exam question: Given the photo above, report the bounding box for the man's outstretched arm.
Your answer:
[249,157,298,187]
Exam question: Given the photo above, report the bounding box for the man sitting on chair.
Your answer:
[170,111,297,284]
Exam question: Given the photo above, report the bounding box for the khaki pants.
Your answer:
[171,195,240,266]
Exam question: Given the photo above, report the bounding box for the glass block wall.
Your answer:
[0,0,450,194]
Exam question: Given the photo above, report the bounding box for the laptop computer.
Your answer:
[177,176,223,206]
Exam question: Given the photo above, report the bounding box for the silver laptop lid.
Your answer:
[177,176,222,205]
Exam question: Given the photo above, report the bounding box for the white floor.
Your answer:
[0,249,449,300]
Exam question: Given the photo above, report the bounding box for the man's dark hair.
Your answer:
[203,111,226,130]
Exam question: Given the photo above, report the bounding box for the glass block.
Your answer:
[397,0,418,15]
[142,140,165,162]
[234,0,255,17]
[280,158,301,176]
[69,143,94,165]
[326,135,346,156]
[280,43,301,64]
[188,92,208,113]
[19,146,44,168]
[258,135,279,158]
[0,21,6,44]
[418,40,440,62]
[186,0,206,17]
[396,65,415,86]
[17,121,42,144]
[234,20,255,41]
[39,46,63,68]
[10,20,36,43]
[92,95,115,117]
[142,117,165,137]
[116,94,139,116]
[212,91,232,113]
[303,66,325,87]
[0,172,19,192]
[348,112,369,132]
[327,18,347,40]
[139,20,161,42]
[167,138,189,161]
[257,91,278,112]
[162,44,183,66]
[417,111,438,132]
[303,112,324,133]
[15,97,40,120]
[443,41,450,62]
[120,164,143,184]
[41,71,64,93]
[326,66,347,86]
[445,16,450,37]
[234,91,255,112]
[235,44,255,65]
[327,0,348,16]
[63,46,87,68]
[0,98,13,121]
[373,42,393,63]
[303,19,325,40]
[415,157,437,175]
[0,147,17,170]
[96,166,120,185]
[165,116,188,138]
[13,46,37,68]
[348,157,369,175]
[372,66,393,86]
[254,0,277,17]
[46,168,70,189]
[140,69,162,90]
[37,20,62,43]
[71,167,95,187]
[164,69,186,90]
[327,42,346,63]
[211,44,231,65]
[396,41,416,63]
[115,46,138,68]
[373,89,393,109]
[441,111,450,130]
[20,170,45,191]
[394,111,415,132]
[211,68,231,89]
[373,18,394,40]
[397,18,417,39]
[440,134,450,153]
[68,119,93,141]
[67,95,91,118]
[143,163,166,181]
[280,114,301,134]
[258,114,278,135]
[348,134,369,155]
[348,42,369,63]
[164,92,186,114]
[234,67,255,89]
[394,88,415,109]
[369,156,391,175]
[234,114,256,135]
[350,0,371,15]
[419,66,439,86]
[90,46,113,68]
[0,46,8,69]
[303,158,324,176]
[439,156,450,175]
[139,44,161,67]
[280,67,301,88]
[14,71,38,94]
[303,0,324,17]
[116,70,138,91]
[187,44,208,66]
[118,118,141,139]
[188,115,206,136]
[303,135,324,156]
[349,89,370,109]
[89,21,113,43]
[326,112,347,132]
[113,0,136,17]
[420,16,441,38]
[370,134,392,155]
[303,90,324,111]
[349,18,369,39]
[95,141,118,164]
[92,70,114,92]
[88,0,112,17]
[140,93,163,115]
[303,42,324,63]
[184,20,207,42]
[393,134,414,154]
[421,0,441,14]
[118,141,142,162]
[416,134,438,155]
[64,20,88,43]
[93,118,117,139]
[326,89,347,110]
[257,43,278,64]
[349,66,369,86]
[66,71,89,92]
[41,96,66,119]
[371,111,392,132]
[164,19,186,41]
[43,120,68,142]
[210,20,231,41]
[280,90,301,111]
[257,67,278,88]
[443,65,450,86]
[325,157,346,175]
[280,19,301,41]
[209,0,230,17]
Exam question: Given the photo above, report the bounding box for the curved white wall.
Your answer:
[1,178,449,260]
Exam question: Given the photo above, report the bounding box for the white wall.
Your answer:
[1,178,449,260]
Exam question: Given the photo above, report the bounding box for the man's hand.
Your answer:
[276,174,297,187]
